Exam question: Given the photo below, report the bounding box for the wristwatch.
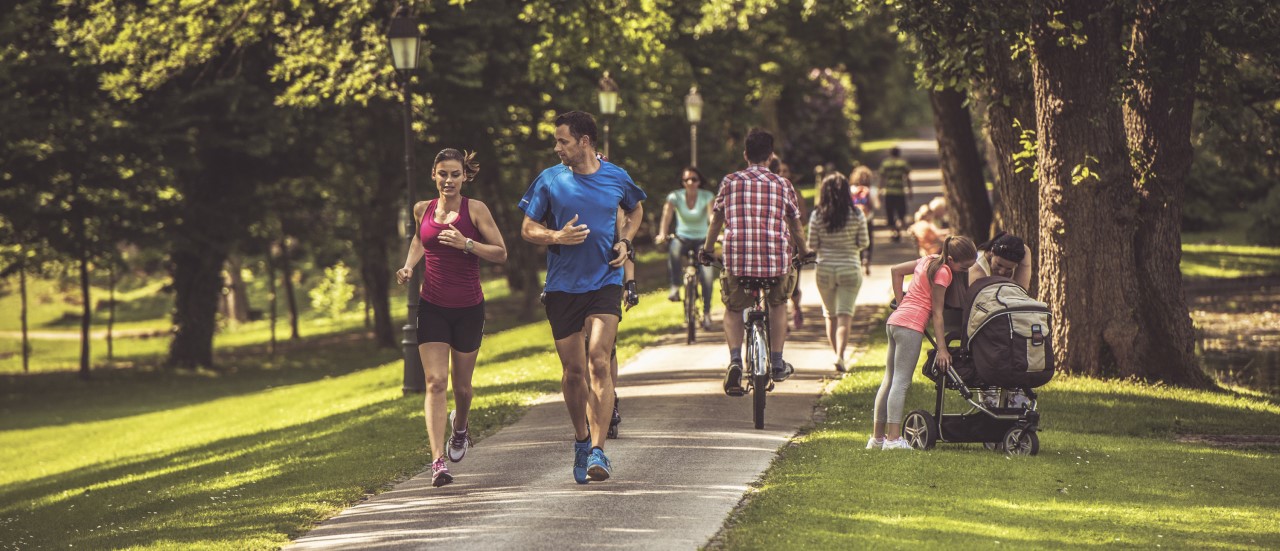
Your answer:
[464,238,475,254]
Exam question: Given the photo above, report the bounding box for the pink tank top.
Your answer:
[886,255,953,333]
[419,198,483,308]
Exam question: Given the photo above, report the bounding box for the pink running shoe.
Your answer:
[431,457,453,487]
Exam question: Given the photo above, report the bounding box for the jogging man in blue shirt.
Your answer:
[519,111,646,484]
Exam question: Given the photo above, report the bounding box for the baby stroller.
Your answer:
[903,275,1054,455]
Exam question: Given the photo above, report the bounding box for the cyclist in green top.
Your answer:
[878,147,913,242]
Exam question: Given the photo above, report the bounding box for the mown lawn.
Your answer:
[715,310,1280,550]
[0,281,682,550]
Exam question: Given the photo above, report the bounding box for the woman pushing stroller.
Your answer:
[870,236,977,450]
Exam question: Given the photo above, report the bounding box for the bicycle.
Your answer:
[702,251,816,429]
[679,244,703,344]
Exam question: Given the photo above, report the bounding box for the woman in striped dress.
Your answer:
[807,173,869,372]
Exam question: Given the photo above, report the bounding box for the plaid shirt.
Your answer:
[714,164,801,277]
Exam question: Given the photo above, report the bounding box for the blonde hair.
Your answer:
[850,166,874,188]
[927,235,977,281]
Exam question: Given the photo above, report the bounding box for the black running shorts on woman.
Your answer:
[417,300,485,352]
[543,285,623,340]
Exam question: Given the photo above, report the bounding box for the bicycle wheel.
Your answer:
[748,322,770,429]
[684,276,698,344]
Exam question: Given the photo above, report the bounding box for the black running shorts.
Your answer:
[417,299,485,352]
[543,285,623,341]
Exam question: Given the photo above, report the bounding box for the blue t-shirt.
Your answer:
[518,162,647,293]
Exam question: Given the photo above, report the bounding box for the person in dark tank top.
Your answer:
[395,148,508,488]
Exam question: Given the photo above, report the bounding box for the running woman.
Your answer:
[871,235,976,451]
[519,111,646,483]
[396,148,508,487]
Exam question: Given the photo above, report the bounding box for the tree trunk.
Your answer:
[930,87,993,242]
[279,237,300,340]
[265,247,278,355]
[979,31,1041,296]
[78,245,91,380]
[1124,0,1213,387]
[1032,0,1147,379]
[500,167,544,320]
[20,261,30,374]
[358,233,396,348]
[107,260,116,362]
[168,247,226,370]
[225,255,252,324]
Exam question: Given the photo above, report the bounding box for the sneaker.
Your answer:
[573,440,591,484]
[431,457,453,487]
[667,286,681,302]
[882,438,914,451]
[723,362,745,396]
[770,361,794,382]
[835,358,846,373]
[586,448,612,481]
[866,436,884,450]
[447,410,471,462]
[608,395,621,439]
[701,315,712,330]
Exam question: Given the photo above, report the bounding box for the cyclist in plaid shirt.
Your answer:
[701,129,812,396]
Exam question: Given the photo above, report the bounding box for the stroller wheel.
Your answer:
[1002,427,1039,456]
[902,410,938,450]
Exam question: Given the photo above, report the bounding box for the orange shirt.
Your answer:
[887,255,953,333]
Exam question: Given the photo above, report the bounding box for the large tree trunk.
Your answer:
[20,261,30,373]
[1032,0,1147,379]
[78,244,91,380]
[979,30,1041,296]
[279,237,301,340]
[169,247,225,369]
[1124,0,1213,387]
[930,87,993,242]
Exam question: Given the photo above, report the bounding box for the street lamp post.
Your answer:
[598,72,618,158]
[685,86,703,167]
[387,5,425,394]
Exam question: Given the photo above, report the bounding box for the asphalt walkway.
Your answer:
[289,174,943,550]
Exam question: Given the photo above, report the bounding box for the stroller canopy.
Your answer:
[961,275,1055,388]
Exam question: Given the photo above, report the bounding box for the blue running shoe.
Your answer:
[573,440,591,484]
[586,448,612,481]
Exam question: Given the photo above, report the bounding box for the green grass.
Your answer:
[0,282,684,550]
[1181,243,1280,280]
[715,310,1280,550]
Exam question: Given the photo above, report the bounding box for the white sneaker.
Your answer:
[446,410,471,463]
[866,436,883,449]
[881,438,914,451]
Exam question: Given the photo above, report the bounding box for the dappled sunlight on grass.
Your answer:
[718,310,1280,550]
[0,280,685,549]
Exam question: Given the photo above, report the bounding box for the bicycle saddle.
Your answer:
[737,276,779,290]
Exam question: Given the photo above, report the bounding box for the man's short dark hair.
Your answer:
[889,146,901,157]
[745,128,774,164]
[554,111,599,147]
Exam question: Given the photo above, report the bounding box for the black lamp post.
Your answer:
[597,72,618,158]
[685,86,703,167]
[387,5,425,394]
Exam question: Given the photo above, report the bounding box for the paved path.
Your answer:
[290,173,943,551]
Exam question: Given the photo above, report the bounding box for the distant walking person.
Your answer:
[878,147,912,242]
[396,149,508,488]
[849,166,877,275]
[808,173,869,372]
[518,111,646,484]
[871,236,975,451]
[655,166,716,329]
